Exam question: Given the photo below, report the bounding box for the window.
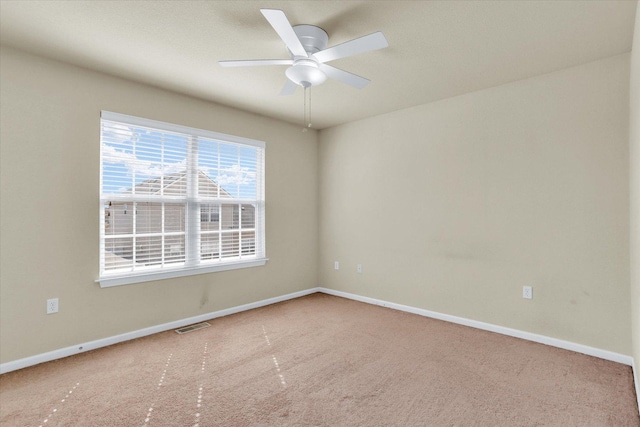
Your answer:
[98,111,266,287]
[200,204,220,223]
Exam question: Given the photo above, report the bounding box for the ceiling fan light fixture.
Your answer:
[219,9,388,94]
[285,60,327,88]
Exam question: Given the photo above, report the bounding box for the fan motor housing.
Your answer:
[291,25,329,55]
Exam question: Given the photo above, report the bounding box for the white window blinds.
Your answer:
[99,111,266,287]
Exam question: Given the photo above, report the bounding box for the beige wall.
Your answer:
[0,47,318,364]
[630,1,640,393]
[0,36,635,366]
[319,54,631,355]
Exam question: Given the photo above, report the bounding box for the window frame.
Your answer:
[97,111,266,288]
[200,204,220,223]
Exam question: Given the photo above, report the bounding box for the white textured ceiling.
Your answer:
[0,1,636,129]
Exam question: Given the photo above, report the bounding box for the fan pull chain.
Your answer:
[307,88,312,129]
[303,86,307,131]
[302,86,312,132]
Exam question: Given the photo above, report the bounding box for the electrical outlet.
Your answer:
[47,298,59,314]
[357,264,362,274]
[334,261,339,270]
[522,286,532,300]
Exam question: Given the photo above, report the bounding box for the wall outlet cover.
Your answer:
[47,298,59,314]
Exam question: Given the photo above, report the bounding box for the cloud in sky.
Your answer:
[214,164,257,187]
[102,146,256,195]
[102,143,187,179]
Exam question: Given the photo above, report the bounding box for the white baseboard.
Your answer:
[0,287,320,374]
[317,287,634,367]
[1,285,635,386]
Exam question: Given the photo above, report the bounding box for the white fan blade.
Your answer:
[280,79,298,96]
[313,32,388,63]
[219,59,293,67]
[319,64,370,89]
[260,9,308,58]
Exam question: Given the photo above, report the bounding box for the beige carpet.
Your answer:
[1,293,638,426]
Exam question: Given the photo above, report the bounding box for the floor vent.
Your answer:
[175,322,211,334]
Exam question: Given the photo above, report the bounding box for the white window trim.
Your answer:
[100,111,265,149]
[97,111,267,288]
[98,258,268,288]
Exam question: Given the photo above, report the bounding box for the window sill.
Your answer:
[96,257,268,288]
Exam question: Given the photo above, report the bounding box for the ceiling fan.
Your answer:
[219,9,389,95]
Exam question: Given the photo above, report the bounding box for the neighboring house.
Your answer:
[104,170,255,267]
